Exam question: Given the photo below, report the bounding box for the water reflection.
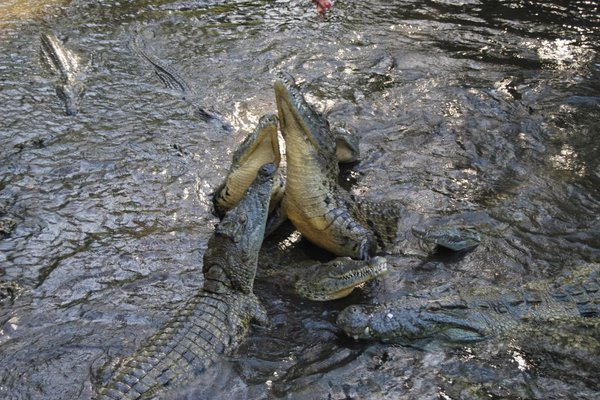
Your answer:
[0,0,598,399]
[0,0,70,33]
[549,143,584,174]
[534,37,595,69]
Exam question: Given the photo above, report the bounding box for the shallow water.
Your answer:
[0,0,599,399]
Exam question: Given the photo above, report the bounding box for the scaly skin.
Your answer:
[214,114,384,301]
[96,164,276,399]
[337,265,600,343]
[210,107,384,300]
[275,73,401,259]
[214,114,283,216]
[295,256,388,301]
[213,115,360,217]
[411,225,482,252]
[40,32,87,116]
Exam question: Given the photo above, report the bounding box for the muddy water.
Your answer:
[0,1,599,399]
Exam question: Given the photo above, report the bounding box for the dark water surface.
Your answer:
[1,0,599,399]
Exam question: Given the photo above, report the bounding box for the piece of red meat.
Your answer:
[311,0,333,17]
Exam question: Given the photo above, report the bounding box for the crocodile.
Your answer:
[212,115,386,301]
[96,163,276,399]
[275,73,402,260]
[129,35,231,131]
[213,115,360,218]
[274,74,482,260]
[411,225,482,252]
[214,114,283,216]
[337,264,600,344]
[293,256,388,301]
[40,32,87,116]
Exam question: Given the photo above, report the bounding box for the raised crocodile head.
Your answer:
[274,73,374,259]
[274,72,339,179]
[203,163,276,294]
[214,114,280,214]
[337,295,494,343]
[295,256,388,301]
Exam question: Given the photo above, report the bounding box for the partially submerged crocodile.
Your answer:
[130,35,231,131]
[273,73,483,259]
[293,256,388,301]
[337,264,600,344]
[213,75,480,300]
[40,32,87,116]
[213,114,385,301]
[96,163,276,399]
[275,73,402,260]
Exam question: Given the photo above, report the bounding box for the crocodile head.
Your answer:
[56,80,85,116]
[411,225,481,252]
[295,256,388,301]
[337,296,494,343]
[204,163,276,294]
[214,114,280,214]
[274,73,375,258]
[274,73,339,179]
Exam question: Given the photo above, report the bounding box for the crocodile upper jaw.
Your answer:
[274,74,373,259]
[215,115,280,213]
[295,256,389,301]
[274,75,336,161]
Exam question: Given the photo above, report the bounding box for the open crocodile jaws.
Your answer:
[214,114,282,215]
[275,73,390,260]
[97,163,276,399]
[295,256,389,301]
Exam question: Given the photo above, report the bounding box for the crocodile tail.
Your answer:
[349,197,402,251]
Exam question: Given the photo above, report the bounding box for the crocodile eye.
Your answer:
[259,163,275,176]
